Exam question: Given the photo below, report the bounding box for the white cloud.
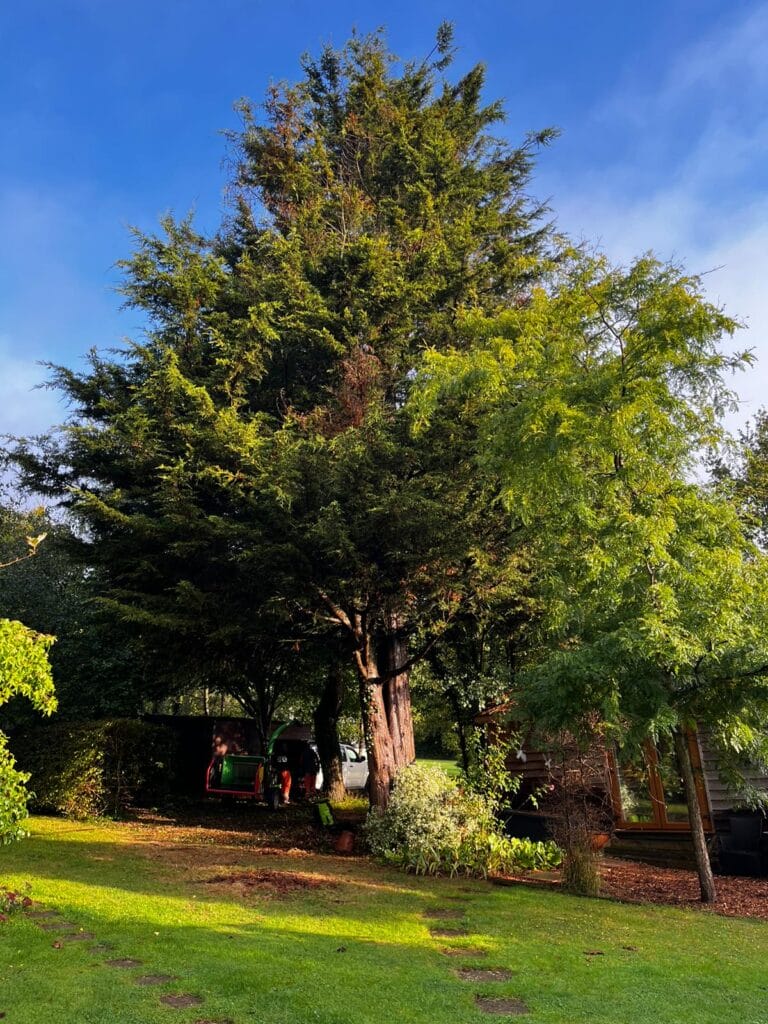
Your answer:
[0,336,65,438]
[544,4,768,431]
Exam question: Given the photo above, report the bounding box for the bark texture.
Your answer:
[380,614,416,766]
[674,727,716,903]
[317,593,416,810]
[358,630,415,810]
[313,663,346,801]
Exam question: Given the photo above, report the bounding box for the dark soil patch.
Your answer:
[204,869,337,896]
[160,994,204,1009]
[193,1019,235,1024]
[105,958,143,969]
[457,968,514,982]
[135,974,177,986]
[475,996,529,1015]
[429,926,468,938]
[423,908,465,920]
[441,947,487,958]
[126,803,323,854]
[61,931,96,942]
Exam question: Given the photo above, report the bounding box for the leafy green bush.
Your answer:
[364,763,561,878]
[0,735,35,844]
[14,719,177,820]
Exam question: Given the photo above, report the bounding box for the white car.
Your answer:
[313,743,369,791]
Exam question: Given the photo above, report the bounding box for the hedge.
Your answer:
[14,719,178,820]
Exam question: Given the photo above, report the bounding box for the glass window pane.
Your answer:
[655,736,690,823]
[615,749,658,823]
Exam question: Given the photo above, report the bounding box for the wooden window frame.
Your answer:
[607,732,712,832]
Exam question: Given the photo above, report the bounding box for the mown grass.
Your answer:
[1,816,767,1024]
[415,757,463,778]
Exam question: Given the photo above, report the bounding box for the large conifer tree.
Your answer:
[15,26,553,805]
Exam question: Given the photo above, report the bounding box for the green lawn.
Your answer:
[1,815,768,1024]
[415,757,463,777]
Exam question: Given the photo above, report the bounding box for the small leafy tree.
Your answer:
[413,253,768,901]
[0,535,56,843]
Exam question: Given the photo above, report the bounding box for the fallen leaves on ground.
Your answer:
[497,856,768,921]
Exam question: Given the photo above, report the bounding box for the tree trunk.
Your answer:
[314,663,346,801]
[674,728,716,903]
[357,633,399,810]
[447,688,470,773]
[380,613,416,766]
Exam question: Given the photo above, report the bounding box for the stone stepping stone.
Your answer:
[61,931,96,942]
[423,908,466,920]
[105,958,144,969]
[88,942,114,955]
[160,994,204,1009]
[429,926,468,938]
[26,909,60,919]
[193,1019,235,1024]
[457,968,514,982]
[475,996,529,1016]
[135,974,177,986]
[38,921,77,931]
[441,947,488,958]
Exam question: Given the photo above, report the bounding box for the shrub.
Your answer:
[14,719,177,820]
[364,763,561,878]
[0,735,34,844]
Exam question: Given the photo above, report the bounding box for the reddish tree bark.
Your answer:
[318,593,416,809]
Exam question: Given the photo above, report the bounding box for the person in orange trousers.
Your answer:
[275,742,292,804]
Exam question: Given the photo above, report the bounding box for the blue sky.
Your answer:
[1,0,766,435]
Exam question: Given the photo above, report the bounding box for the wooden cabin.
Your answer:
[477,705,768,872]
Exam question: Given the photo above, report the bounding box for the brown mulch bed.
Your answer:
[495,856,768,921]
[599,857,768,920]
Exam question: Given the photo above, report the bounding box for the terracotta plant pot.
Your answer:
[334,830,355,854]
[590,832,611,851]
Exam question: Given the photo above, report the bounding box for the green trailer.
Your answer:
[204,723,290,810]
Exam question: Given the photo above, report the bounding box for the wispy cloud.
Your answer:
[544,3,768,428]
[0,335,64,437]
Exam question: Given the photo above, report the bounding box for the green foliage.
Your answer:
[0,619,56,714]
[11,26,556,798]
[462,729,522,812]
[0,734,35,845]
[0,504,148,722]
[0,614,56,844]
[413,254,768,760]
[15,720,177,820]
[364,763,560,877]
